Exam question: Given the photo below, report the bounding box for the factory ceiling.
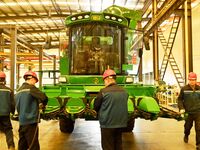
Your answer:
[0,0,146,52]
[0,0,200,55]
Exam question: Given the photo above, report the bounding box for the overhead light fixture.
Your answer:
[71,17,76,21]
[58,76,67,83]
[118,18,122,22]
[105,15,110,19]
[0,18,62,25]
[0,1,89,7]
[111,16,116,20]
[192,0,200,8]
[84,15,90,19]
[78,16,83,19]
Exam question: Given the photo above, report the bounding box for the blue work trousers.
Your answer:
[0,116,15,148]
[184,112,200,146]
[101,128,123,150]
[18,123,39,150]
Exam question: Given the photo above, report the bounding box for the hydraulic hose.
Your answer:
[28,105,43,150]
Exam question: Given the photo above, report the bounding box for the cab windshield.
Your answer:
[69,23,122,75]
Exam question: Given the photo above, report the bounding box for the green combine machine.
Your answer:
[42,5,182,133]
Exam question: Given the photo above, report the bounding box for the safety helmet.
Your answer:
[0,71,6,78]
[103,69,116,80]
[23,71,38,83]
[188,72,197,80]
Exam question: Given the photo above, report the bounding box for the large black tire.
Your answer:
[122,118,135,132]
[59,117,75,133]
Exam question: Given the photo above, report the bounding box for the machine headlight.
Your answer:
[105,15,110,19]
[58,76,67,83]
[78,16,83,19]
[71,17,76,21]
[118,18,122,22]
[126,76,134,83]
[111,16,116,20]
[84,15,90,18]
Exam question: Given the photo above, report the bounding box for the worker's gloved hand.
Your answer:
[180,109,185,114]
[10,113,19,121]
[39,103,46,112]
[180,109,186,118]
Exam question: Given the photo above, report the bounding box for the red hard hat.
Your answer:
[188,72,197,80]
[0,71,6,78]
[103,69,116,80]
[23,71,38,83]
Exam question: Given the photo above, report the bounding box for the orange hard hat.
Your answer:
[188,72,197,80]
[0,71,6,78]
[103,69,116,80]
[23,71,38,83]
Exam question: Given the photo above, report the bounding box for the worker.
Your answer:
[0,71,15,150]
[94,69,128,150]
[178,72,200,150]
[15,71,48,150]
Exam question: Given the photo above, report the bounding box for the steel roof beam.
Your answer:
[142,0,152,15]
[0,52,39,57]
[2,28,53,60]
[19,28,65,34]
[131,0,185,49]
[0,14,68,20]
[33,45,59,49]
[16,61,53,64]
[28,39,59,43]
[144,0,185,36]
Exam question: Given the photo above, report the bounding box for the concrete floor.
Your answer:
[0,118,197,150]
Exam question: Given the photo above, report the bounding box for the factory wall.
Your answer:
[142,3,200,86]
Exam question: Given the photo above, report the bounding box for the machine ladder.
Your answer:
[158,15,184,88]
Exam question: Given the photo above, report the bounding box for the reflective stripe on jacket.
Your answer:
[178,84,200,114]
[15,82,48,125]
[94,83,128,128]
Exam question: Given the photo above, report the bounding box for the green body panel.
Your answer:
[65,12,128,28]
[135,96,160,114]
[124,85,156,97]
[42,79,159,118]
[60,56,69,75]
[42,86,61,114]
[43,85,61,97]
[66,98,85,114]
[66,90,85,98]
[60,75,126,85]
[103,5,142,29]
[84,86,103,92]
[127,98,134,112]
[41,7,181,122]
[44,98,60,114]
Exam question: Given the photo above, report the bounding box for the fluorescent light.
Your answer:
[0,1,90,7]
[0,1,144,10]
[91,0,102,12]
[192,0,200,8]
[0,19,63,25]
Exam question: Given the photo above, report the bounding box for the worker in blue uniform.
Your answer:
[15,71,48,150]
[178,72,200,150]
[94,69,128,150]
[0,71,15,150]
